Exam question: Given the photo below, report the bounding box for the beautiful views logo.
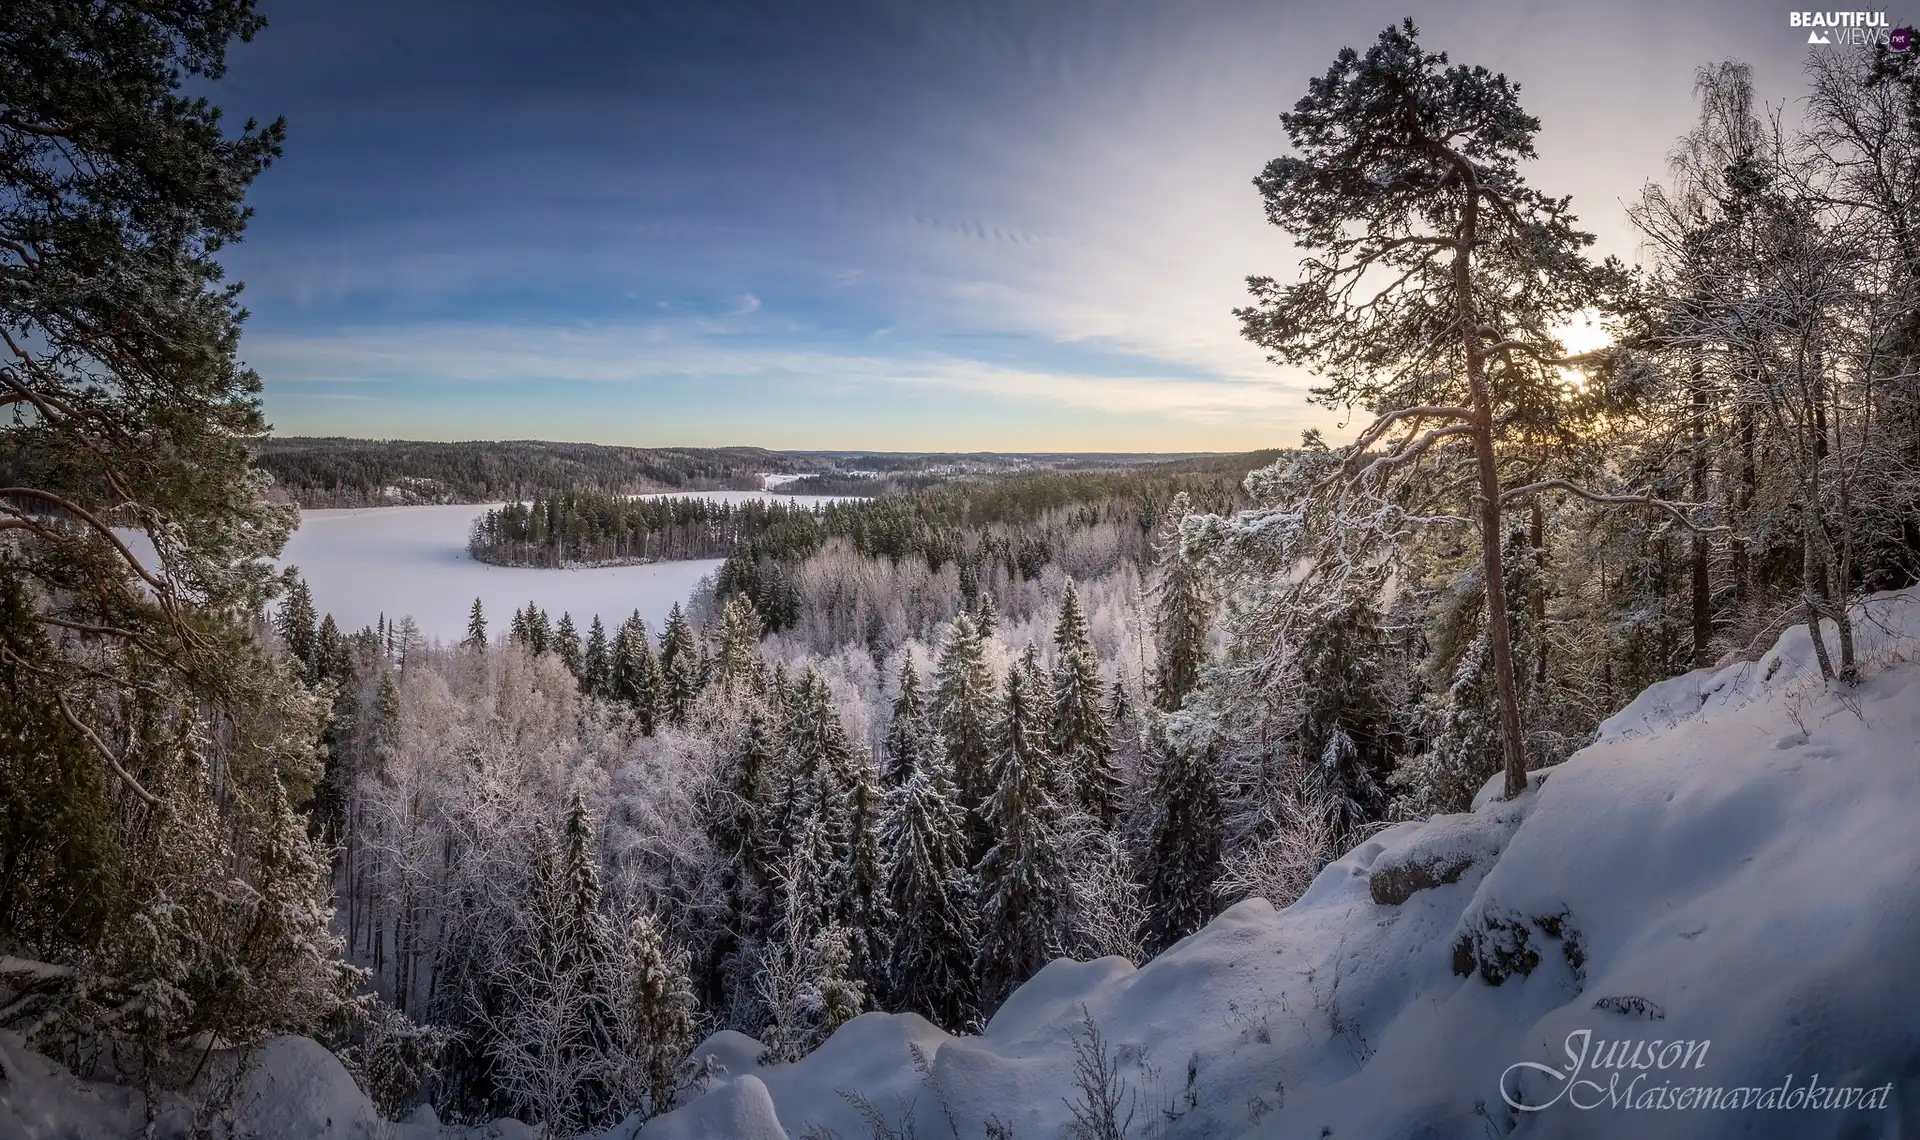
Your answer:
[1790,11,1898,45]
[1500,1030,1895,1114]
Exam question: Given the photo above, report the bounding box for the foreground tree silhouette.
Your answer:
[0,0,352,1070]
[1236,20,1657,799]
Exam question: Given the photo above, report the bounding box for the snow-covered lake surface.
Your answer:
[276,491,845,644]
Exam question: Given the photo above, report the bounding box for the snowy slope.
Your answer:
[641,590,1920,1140]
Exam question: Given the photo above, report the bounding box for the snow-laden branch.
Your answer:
[1499,479,1728,533]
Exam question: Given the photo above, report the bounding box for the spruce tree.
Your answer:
[626,911,697,1118]
[764,669,851,945]
[1151,495,1210,712]
[974,663,1071,1010]
[880,722,978,1029]
[882,657,928,788]
[465,597,488,649]
[583,615,611,696]
[1050,583,1120,827]
[717,594,763,693]
[1139,732,1224,958]
[659,604,700,725]
[838,747,891,994]
[975,592,1000,640]
[554,612,583,680]
[931,614,997,864]
[560,791,618,1123]
[612,614,662,734]
[529,606,553,656]
[276,574,319,666]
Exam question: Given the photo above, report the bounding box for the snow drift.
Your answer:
[641,590,1920,1140]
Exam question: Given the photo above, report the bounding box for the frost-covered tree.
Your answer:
[465,598,488,650]
[1139,729,1223,958]
[932,613,997,862]
[1151,496,1210,713]
[882,657,929,788]
[583,615,611,696]
[1051,582,1120,827]
[622,911,697,1120]
[660,603,700,726]
[612,614,662,733]
[974,663,1072,1010]
[717,594,764,693]
[278,575,320,665]
[554,612,583,680]
[1233,20,1667,798]
[879,723,977,1029]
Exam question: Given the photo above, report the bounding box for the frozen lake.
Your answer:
[273,491,846,644]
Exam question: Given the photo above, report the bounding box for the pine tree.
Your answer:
[974,663,1071,1010]
[880,722,977,1028]
[1050,582,1120,827]
[626,911,697,1119]
[465,597,488,649]
[1139,731,1223,958]
[528,606,553,656]
[583,616,611,696]
[276,574,319,666]
[554,612,583,679]
[1151,495,1210,712]
[932,614,997,864]
[510,604,532,649]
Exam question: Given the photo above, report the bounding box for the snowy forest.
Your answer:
[4,7,1920,1140]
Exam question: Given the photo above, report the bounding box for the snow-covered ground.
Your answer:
[7,592,1915,1138]
[642,591,1920,1140]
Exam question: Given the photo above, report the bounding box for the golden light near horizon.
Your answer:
[1552,308,1612,389]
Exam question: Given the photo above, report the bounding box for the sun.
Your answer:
[1550,309,1611,389]
[1551,309,1612,356]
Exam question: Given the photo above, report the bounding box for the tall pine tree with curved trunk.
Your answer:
[1050,581,1120,827]
[973,662,1071,1012]
[932,613,997,865]
[1235,20,1635,799]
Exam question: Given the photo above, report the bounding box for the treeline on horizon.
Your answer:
[250,438,814,507]
[250,437,1276,509]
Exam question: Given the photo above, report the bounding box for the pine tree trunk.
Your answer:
[1453,183,1529,801]
[1690,353,1711,666]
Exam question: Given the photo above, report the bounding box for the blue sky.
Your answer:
[215,0,1815,451]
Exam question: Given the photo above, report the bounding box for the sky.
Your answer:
[212,0,1828,452]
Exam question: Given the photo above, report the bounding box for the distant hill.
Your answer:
[250,438,826,507]
[249,437,1280,508]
